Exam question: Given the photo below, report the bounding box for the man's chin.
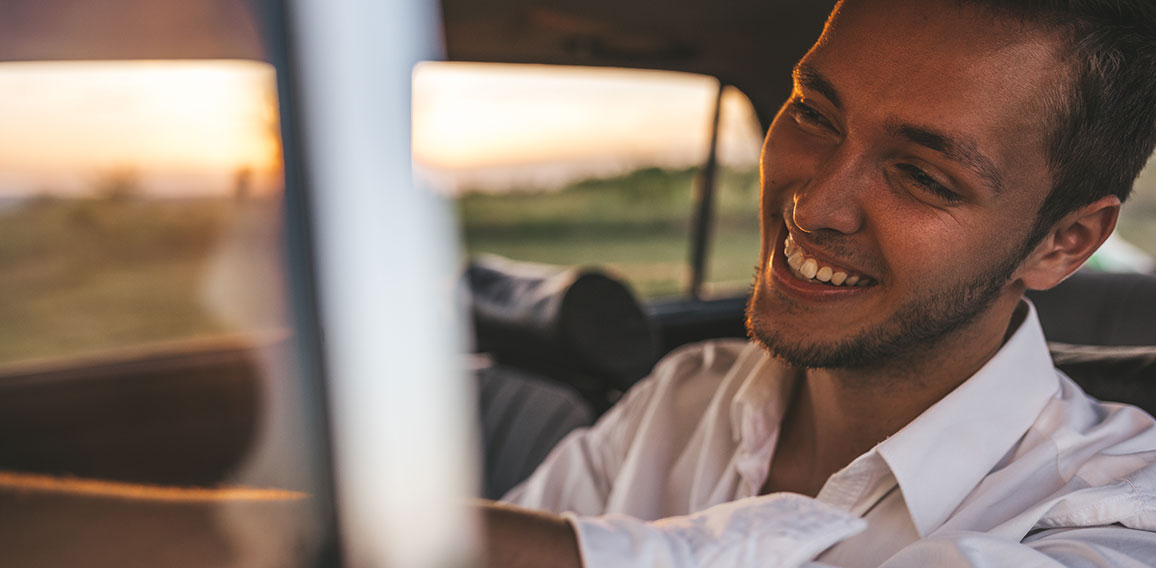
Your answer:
[744,281,926,370]
[745,270,1010,371]
[746,318,874,370]
[745,295,873,369]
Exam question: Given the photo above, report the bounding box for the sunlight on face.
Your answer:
[0,60,281,197]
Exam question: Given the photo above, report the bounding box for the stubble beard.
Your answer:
[745,249,1022,370]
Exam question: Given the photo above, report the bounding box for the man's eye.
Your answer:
[787,101,835,132]
[895,163,963,204]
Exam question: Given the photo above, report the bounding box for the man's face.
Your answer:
[748,0,1066,369]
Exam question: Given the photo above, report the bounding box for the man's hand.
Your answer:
[478,500,584,568]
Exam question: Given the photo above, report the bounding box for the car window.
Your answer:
[0,60,284,364]
[0,59,335,566]
[703,87,764,298]
[413,62,764,299]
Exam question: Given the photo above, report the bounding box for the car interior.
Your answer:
[440,0,1156,499]
[1,0,1155,565]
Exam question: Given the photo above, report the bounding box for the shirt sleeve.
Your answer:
[501,340,749,515]
[878,526,1156,567]
[563,493,866,568]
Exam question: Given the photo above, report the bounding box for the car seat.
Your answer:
[1026,270,1156,416]
[466,255,659,498]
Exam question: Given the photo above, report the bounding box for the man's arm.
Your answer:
[482,494,866,568]
[480,500,1156,568]
[479,501,582,568]
[880,526,1156,567]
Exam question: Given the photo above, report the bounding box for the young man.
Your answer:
[484,0,1156,565]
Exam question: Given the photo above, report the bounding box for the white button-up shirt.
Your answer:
[504,304,1156,566]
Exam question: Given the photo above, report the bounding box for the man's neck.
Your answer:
[760,297,1027,498]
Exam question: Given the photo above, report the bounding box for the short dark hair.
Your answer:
[959,0,1156,248]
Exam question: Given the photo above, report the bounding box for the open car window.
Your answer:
[0,58,338,566]
[413,62,764,299]
[0,60,285,365]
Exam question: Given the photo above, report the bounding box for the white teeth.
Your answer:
[800,258,818,279]
[783,233,871,288]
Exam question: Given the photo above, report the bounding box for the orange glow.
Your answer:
[412,62,763,192]
[413,63,718,169]
[0,471,307,502]
[0,60,282,197]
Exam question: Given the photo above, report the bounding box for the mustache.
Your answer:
[779,208,882,275]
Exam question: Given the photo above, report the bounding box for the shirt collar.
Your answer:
[876,300,1060,536]
[729,349,800,494]
[730,352,797,441]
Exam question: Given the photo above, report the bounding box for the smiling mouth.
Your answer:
[783,233,876,287]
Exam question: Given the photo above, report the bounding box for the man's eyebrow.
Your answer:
[888,121,1006,195]
[792,64,843,109]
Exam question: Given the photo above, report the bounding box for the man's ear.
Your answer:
[1018,195,1121,291]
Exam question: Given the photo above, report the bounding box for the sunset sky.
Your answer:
[412,62,763,192]
[0,60,281,198]
[0,59,763,198]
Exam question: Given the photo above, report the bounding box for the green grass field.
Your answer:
[460,166,763,298]
[0,196,251,364]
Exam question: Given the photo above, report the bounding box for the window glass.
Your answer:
[703,87,764,298]
[0,60,333,567]
[414,62,762,298]
[1115,154,1156,270]
[0,61,284,364]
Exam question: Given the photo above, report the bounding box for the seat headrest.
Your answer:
[1027,270,1156,415]
[1049,342,1156,416]
[1027,270,1156,346]
[466,256,658,390]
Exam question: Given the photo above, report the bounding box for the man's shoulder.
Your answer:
[1041,371,1156,459]
[1012,372,1156,532]
[502,340,774,513]
[599,339,771,436]
[626,339,766,401]
[651,338,761,378]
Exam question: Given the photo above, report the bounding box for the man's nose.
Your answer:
[790,148,869,236]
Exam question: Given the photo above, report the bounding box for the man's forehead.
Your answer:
[805,0,1066,127]
[797,0,1067,196]
[819,0,1062,58]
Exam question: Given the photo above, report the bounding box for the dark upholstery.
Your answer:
[476,364,593,499]
[468,255,659,392]
[467,256,658,498]
[1027,271,1156,346]
[1046,343,1156,416]
[0,337,263,485]
[1027,270,1156,416]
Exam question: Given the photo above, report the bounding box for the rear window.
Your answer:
[413,62,764,299]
